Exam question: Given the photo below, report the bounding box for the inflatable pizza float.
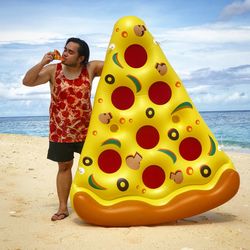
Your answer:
[70,16,240,226]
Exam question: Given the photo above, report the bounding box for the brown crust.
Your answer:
[73,169,240,226]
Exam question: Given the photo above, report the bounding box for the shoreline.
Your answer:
[1,133,249,249]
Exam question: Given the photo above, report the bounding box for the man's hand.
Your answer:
[41,52,54,66]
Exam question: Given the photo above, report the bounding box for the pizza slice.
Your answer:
[70,16,240,226]
[53,49,62,60]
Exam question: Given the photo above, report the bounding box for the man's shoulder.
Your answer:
[42,63,57,75]
[88,60,104,67]
[87,60,104,76]
[47,63,58,70]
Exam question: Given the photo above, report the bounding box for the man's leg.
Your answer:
[51,160,73,221]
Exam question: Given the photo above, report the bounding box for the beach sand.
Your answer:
[0,133,249,250]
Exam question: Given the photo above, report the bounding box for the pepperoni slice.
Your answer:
[136,125,159,149]
[179,137,202,161]
[98,149,121,174]
[142,165,165,189]
[124,44,147,68]
[111,86,135,110]
[148,81,172,105]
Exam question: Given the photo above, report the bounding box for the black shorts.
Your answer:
[47,141,84,162]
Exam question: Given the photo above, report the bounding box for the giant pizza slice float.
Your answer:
[70,16,240,226]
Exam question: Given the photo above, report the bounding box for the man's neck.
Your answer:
[62,64,83,80]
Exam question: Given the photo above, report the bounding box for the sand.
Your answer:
[0,133,249,250]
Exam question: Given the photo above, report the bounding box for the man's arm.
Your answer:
[22,52,55,87]
[93,60,104,77]
[87,60,104,83]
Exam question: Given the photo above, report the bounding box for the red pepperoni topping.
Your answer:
[76,91,83,99]
[59,102,66,109]
[111,86,135,110]
[179,137,202,161]
[142,165,165,189]
[148,81,172,105]
[50,123,56,133]
[124,44,147,68]
[67,95,75,104]
[59,91,67,99]
[136,125,159,149]
[98,149,122,174]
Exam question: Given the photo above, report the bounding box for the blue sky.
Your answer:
[0,0,250,116]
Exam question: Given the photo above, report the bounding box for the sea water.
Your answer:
[0,116,49,137]
[0,110,249,152]
[201,110,250,152]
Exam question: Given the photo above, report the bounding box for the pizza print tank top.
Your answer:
[49,63,92,143]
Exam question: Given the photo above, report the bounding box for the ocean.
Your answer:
[0,110,249,152]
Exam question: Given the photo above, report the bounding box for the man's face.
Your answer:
[62,42,84,67]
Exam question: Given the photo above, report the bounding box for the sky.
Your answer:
[0,0,250,116]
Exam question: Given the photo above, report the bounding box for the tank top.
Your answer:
[49,63,92,143]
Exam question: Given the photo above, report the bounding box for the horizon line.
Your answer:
[0,109,250,119]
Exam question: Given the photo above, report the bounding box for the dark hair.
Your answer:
[66,37,90,66]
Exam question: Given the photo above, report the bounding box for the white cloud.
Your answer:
[154,23,250,73]
[190,89,249,111]
[1,11,250,114]
[186,85,210,94]
[183,65,250,111]
[157,24,250,44]
[220,0,250,19]
[183,65,250,86]
[0,31,65,45]
[0,82,50,100]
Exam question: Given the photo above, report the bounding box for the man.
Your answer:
[23,38,104,221]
